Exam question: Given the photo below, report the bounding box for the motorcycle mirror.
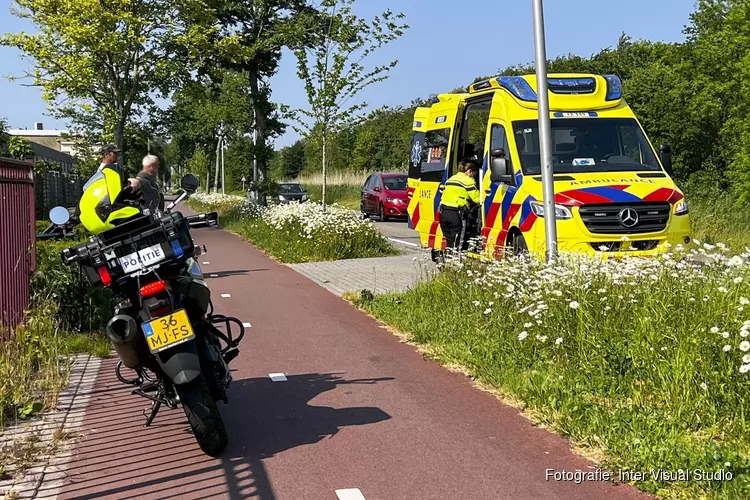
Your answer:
[180,174,199,194]
[49,206,71,226]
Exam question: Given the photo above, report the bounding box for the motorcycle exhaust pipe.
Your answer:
[105,315,142,369]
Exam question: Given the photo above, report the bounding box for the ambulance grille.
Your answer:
[579,203,670,234]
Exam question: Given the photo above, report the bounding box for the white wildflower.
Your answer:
[517,331,528,341]
[569,300,580,310]
[740,341,750,352]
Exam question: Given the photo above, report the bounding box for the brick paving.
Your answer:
[0,354,102,500]
[288,252,436,296]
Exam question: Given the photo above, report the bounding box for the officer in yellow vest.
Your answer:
[439,159,480,251]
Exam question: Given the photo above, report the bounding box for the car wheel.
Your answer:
[361,203,368,217]
[379,203,388,222]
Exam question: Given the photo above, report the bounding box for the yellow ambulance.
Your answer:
[406,73,691,260]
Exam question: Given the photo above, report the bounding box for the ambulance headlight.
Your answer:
[530,201,573,220]
[674,199,689,216]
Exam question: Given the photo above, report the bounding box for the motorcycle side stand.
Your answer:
[115,361,177,427]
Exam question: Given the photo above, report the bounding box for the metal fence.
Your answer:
[35,169,84,219]
[0,158,36,330]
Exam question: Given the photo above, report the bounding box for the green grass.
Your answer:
[354,252,750,500]
[188,196,397,263]
[688,191,750,251]
[1,238,112,426]
[301,183,362,210]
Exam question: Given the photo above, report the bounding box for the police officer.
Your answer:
[439,159,480,251]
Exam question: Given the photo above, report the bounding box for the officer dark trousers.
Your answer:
[439,206,464,250]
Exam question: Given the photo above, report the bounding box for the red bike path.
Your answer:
[55,218,648,500]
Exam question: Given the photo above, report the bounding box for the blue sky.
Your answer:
[0,0,696,147]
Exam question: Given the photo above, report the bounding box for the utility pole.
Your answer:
[532,0,558,261]
[221,136,225,195]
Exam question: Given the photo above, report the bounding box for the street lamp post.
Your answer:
[532,0,558,261]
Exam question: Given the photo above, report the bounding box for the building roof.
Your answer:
[8,129,71,137]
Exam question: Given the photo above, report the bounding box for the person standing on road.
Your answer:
[439,160,480,251]
[133,154,164,212]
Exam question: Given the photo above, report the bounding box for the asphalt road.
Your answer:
[367,218,422,250]
[56,213,648,500]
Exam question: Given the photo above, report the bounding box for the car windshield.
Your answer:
[511,118,662,175]
[279,184,303,194]
[382,175,407,191]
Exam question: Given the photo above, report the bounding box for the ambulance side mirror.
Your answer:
[659,144,673,175]
[490,148,513,184]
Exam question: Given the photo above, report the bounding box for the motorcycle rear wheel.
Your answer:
[175,375,228,456]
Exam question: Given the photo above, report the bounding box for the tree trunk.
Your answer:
[214,137,221,194]
[248,65,267,206]
[113,119,126,169]
[322,128,327,213]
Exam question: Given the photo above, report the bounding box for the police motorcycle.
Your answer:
[55,174,242,456]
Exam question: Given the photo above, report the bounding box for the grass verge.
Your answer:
[353,250,750,499]
[188,194,397,263]
[1,238,111,426]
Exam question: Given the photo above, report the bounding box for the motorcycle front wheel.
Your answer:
[174,375,228,456]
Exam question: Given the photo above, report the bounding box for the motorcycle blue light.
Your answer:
[497,76,537,102]
[604,74,623,101]
[170,239,184,258]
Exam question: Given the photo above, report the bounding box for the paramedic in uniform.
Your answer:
[439,159,480,251]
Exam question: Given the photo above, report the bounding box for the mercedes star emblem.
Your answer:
[618,207,639,228]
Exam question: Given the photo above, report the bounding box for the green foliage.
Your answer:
[2,0,187,160]
[31,239,111,334]
[0,117,9,157]
[8,136,33,160]
[187,195,396,263]
[301,183,361,210]
[361,252,750,499]
[290,0,408,207]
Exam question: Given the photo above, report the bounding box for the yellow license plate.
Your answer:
[142,309,195,353]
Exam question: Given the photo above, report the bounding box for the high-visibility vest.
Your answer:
[440,172,480,209]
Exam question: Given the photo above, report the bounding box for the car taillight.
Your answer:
[97,266,112,286]
[140,280,167,298]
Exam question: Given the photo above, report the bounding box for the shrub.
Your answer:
[188,195,396,263]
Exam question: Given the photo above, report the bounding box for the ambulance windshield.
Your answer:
[511,118,662,175]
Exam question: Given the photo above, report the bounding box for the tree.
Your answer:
[0,119,9,157]
[8,136,33,160]
[2,0,185,165]
[181,0,313,204]
[291,0,407,209]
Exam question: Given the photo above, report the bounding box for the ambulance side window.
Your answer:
[409,131,425,180]
[421,128,450,183]
[490,124,513,183]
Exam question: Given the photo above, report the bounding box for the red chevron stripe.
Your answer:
[427,221,439,248]
[486,202,502,227]
[643,187,674,202]
[557,189,611,204]
[519,212,538,232]
[411,203,421,228]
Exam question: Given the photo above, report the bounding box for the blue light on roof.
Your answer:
[548,77,596,88]
[497,76,537,102]
[428,94,440,104]
[604,74,622,101]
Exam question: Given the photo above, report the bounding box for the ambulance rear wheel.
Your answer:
[510,232,528,256]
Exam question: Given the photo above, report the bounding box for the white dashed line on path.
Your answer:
[210,274,219,277]
[335,489,366,500]
[387,237,420,248]
[220,293,231,298]
[203,261,210,265]
[242,322,252,328]
[269,373,287,382]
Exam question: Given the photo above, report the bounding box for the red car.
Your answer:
[361,172,409,221]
